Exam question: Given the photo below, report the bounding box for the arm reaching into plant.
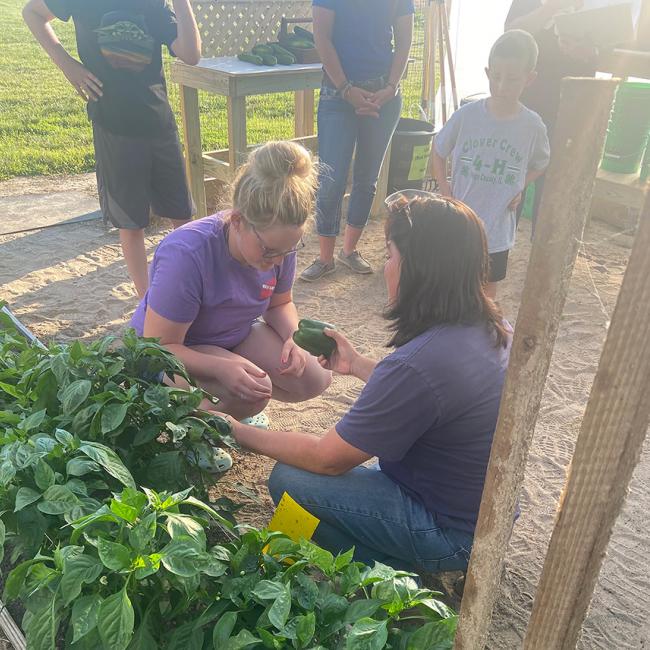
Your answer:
[23,0,104,101]
[231,420,372,475]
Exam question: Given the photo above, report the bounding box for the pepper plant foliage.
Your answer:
[0,310,457,648]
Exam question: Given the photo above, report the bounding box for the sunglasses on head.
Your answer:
[384,189,443,227]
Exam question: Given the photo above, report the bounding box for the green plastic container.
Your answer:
[601,82,650,174]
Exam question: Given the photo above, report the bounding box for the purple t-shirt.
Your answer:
[131,213,297,348]
[337,322,510,533]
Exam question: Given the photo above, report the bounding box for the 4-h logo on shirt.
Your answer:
[259,277,277,300]
[95,11,155,72]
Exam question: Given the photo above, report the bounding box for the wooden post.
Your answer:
[294,90,315,137]
[524,191,650,649]
[227,96,248,171]
[453,77,619,650]
[179,84,207,219]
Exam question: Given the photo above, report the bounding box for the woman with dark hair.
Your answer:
[223,192,511,572]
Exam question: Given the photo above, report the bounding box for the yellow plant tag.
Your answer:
[268,491,320,542]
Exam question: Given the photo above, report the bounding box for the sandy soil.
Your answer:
[0,176,647,649]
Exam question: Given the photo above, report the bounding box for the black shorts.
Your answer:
[488,250,509,283]
[93,122,194,230]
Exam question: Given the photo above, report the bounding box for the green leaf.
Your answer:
[66,457,100,477]
[14,486,41,511]
[98,587,135,650]
[293,572,319,611]
[78,441,136,489]
[417,597,456,621]
[61,554,104,605]
[0,460,16,486]
[213,611,237,647]
[146,450,183,488]
[4,559,41,601]
[344,599,383,624]
[252,580,287,601]
[295,611,316,647]
[345,618,388,650]
[133,553,161,579]
[406,617,457,650]
[361,562,397,586]
[120,487,148,512]
[71,594,102,643]
[101,402,129,434]
[0,382,22,399]
[143,384,171,409]
[34,458,55,490]
[66,478,88,496]
[166,513,207,549]
[37,484,79,515]
[22,408,46,432]
[128,512,157,552]
[60,379,92,414]
[268,582,292,631]
[167,622,204,650]
[161,537,206,577]
[132,422,161,447]
[335,547,355,571]
[98,537,132,572]
[23,593,61,650]
[299,539,335,576]
[55,428,75,447]
[128,619,157,650]
[224,630,261,650]
[110,499,138,523]
[0,520,5,564]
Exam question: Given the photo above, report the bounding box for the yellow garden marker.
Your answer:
[268,492,320,542]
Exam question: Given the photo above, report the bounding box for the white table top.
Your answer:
[195,56,322,76]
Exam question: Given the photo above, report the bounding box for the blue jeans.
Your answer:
[268,462,474,574]
[315,86,402,237]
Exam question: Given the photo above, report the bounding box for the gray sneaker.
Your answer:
[300,258,336,282]
[337,249,372,274]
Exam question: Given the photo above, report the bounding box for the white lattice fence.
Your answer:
[192,1,312,57]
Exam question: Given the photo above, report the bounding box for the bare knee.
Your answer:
[282,363,332,402]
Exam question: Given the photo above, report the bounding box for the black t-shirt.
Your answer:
[45,0,179,136]
[506,0,596,133]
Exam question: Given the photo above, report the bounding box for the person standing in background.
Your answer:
[506,0,597,228]
[23,0,202,299]
[300,0,414,282]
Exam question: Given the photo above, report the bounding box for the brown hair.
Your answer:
[489,29,539,73]
[231,141,317,230]
[384,196,509,349]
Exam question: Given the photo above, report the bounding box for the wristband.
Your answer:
[338,81,352,98]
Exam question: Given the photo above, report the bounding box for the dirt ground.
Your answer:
[0,173,648,648]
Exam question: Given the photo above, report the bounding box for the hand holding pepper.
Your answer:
[317,329,359,376]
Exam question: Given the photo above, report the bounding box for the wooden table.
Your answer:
[171,56,323,218]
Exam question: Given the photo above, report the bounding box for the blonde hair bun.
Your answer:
[232,141,317,229]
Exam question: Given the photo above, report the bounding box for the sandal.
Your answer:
[185,443,233,473]
[240,412,269,429]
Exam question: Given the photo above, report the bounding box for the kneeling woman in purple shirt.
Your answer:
[131,141,331,420]
[224,193,511,573]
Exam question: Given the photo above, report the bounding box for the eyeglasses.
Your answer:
[384,189,441,227]
[251,224,305,259]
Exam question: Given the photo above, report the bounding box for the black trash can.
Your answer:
[387,117,435,193]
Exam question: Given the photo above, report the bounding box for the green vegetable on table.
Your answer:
[237,52,264,65]
[293,26,315,42]
[261,53,278,66]
[293,318,337,358]
[252,44,275,57]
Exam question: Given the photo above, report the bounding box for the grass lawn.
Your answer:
[0,0,426,181]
